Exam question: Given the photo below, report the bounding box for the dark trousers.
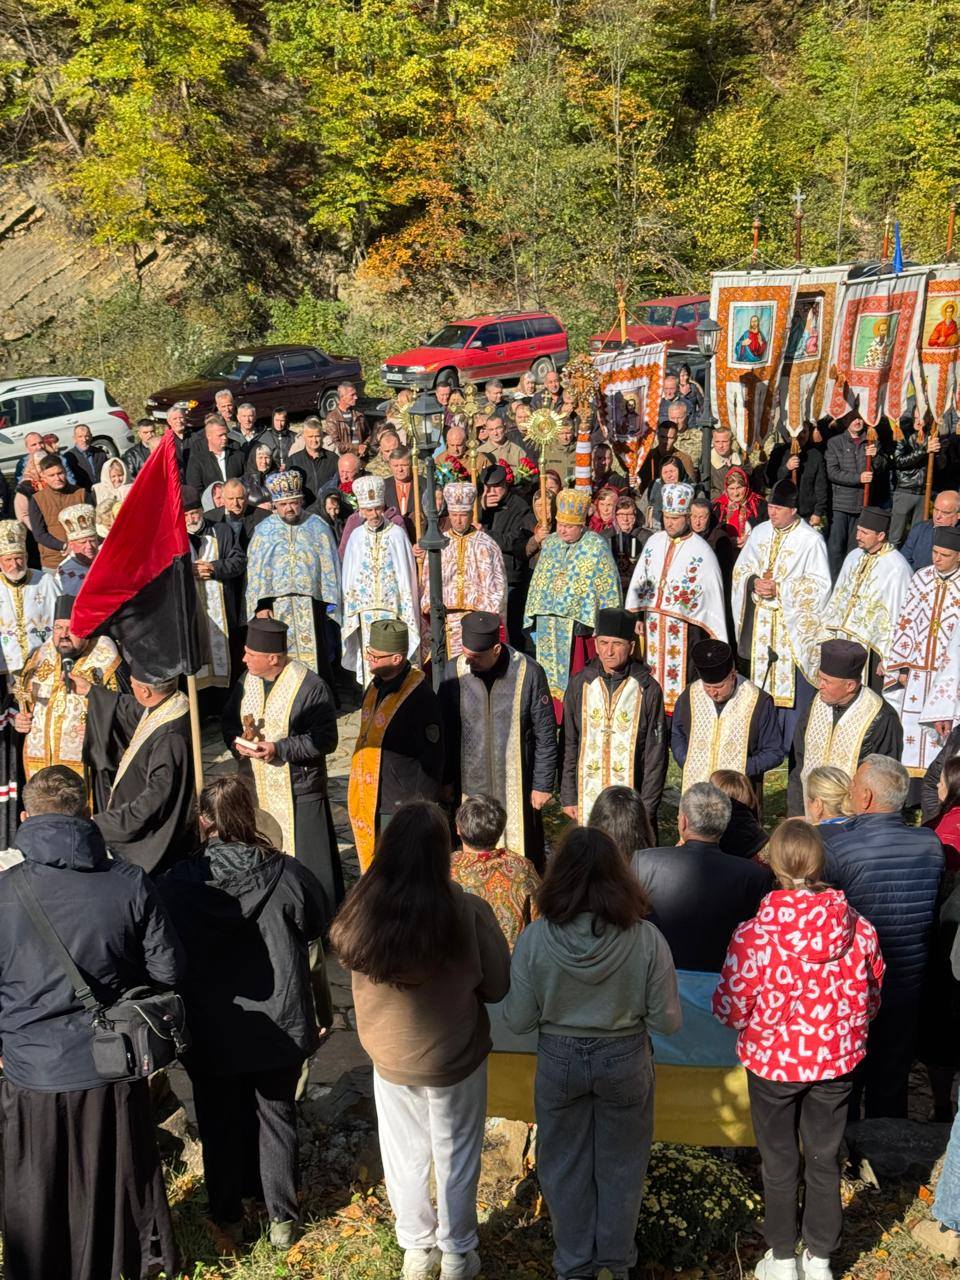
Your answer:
[506,582,531,654]
[748,1070,853,1260]
[191,1064,302,1226]
[890,489,924,547]
[850,1000,918,1119]
[827,510,860,580]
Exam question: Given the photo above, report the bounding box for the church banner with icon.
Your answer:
[779,265,849,433]
[709,270,799,453]
[592,341,667,480]
[823,267,929,425]
[914,264,960,423]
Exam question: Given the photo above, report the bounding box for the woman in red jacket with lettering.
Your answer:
[713,819,884,1280]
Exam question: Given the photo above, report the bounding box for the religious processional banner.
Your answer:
[823,267,928,425]
[914,264,960,423]
[592,341,667,475]
[709,270,799,452]
[486,973,755,1147]
[778,265,850,433]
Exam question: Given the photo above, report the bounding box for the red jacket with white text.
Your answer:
[712,888,885,1082]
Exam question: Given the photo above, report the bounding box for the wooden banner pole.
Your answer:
[186,673,203,797]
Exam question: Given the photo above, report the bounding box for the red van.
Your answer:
[381,311,569,389]
[588,294,709,352]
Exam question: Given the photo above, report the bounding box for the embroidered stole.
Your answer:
[240,660,308,855]
[643,538,686,714]
[348,667,424,872]
[272,596,318,674]
[749,527,795,707]
[681,679,760,793]
[800,687,882,786]
[457,652,527,852]
[576,674,643,822]
[193,533,230,690]
[111,691,189,796]
[23,638,122,779]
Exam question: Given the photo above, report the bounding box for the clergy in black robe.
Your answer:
[560,607,668,836]
[477,468,537,652]
[348,619,443,871]
[787,638,904,815]
[438,611,556,871]
[222,617,343,908]
[85,673,195,873]
[671,639,783,794]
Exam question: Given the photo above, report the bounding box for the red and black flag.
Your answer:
[72,432,201,681]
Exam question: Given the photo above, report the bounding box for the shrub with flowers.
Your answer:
[637,1144,761,1269]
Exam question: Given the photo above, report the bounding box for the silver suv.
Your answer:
[0,377,133,472]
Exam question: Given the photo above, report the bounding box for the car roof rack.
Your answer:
[0,376,96,392]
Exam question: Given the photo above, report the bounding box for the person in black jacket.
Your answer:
[764,424,828,528]
[629,781,772,972]
[825,416,889,578]
[65,423,108,489]
[890,415,949,546]
[159,775,332,1252]
[289,420,338,504]
[123,418,158,479]
[478,464,536,651]
[923,724,960,820]
[0,766,183,1280]
[185,418,246,493]
[183,485,246,683]
[560,608,668,837]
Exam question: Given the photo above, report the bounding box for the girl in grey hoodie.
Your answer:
[502,826,681,1280]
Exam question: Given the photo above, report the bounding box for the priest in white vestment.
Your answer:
[626,482,726,715]
[341,475,421,684]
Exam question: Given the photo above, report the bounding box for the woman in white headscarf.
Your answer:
[93,456,132,508]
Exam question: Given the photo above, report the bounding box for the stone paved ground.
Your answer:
[200,692,366,1099]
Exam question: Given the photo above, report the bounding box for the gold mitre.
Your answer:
[60,503,98,544]
[555,488,592,526]
[0,521,27,557]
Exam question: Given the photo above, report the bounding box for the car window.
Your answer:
[474,324,501,347]
[281,351,319,377]
[675,305,696,325]
[530,316,562,337]
[64,389,95,412]
[426,324,475,349]
[636,306,675,326]
[0,398,23,428]
[500,319,528,344]
[25,392,72,422]
[250,356,282,379]
[201,352,255,380]
[308,348,330,366]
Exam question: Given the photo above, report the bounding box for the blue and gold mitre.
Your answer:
[265,470,304,503]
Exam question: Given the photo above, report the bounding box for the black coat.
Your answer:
[671,678,784,784]
[66,445,108,488]
[560,658,668,830]
[787,692,903,815]
[479,491,536,586]
[765,442,829,518]
[191,517,246,628]
[290,449,339,504]
[158,839,331,1073]
[923,725,960,820]
[0,815,183,1090]
[892,429,951,496]
[825,429,890,514]
[207,506,254,550]
[185,444,245,493]
[222,666,338,798]
[123,441,151,479]
[369,665,444,819]
[629,839,773,972]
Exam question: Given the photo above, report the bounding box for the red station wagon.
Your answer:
[381,311,569,389]
[588,294,710,352]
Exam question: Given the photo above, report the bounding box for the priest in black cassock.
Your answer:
[222,617,342,909]
[787,638,903,816]
[671,639,783,796]
[438,610,557,870]
[83,668,195,873]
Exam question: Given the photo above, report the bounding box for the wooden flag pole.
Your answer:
[186,672,203,796]
[863,425,876,505]
[411,446,424,542]
[924,425,939,519]
[948,201,957,262]
[615,276,628,344]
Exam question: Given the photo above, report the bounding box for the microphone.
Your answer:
[760,646,778,693]
[61,657,75,689]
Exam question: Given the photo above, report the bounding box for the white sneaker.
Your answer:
[754,1251,800,1279]
[800,1252,833,1280]
[402,1247,442,1279]
[440,1251,482,1279]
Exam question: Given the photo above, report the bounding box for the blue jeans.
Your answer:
[534,1033,654,1279]
[935,1107,960,1231]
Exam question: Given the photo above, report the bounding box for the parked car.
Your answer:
[381,311,569,390]
[588,294,710,352]
[146,344,364,428]
[0,376,133,470]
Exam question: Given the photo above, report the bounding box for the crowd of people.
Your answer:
[0,366,958,1280]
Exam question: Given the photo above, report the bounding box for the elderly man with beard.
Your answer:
[124,418,159,479]
[54,504,100,595]
[245,471,342,685]
[0,520,60,851]
[438,610,556,870]
[16,595,126,807]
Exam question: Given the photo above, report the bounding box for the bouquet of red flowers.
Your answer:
[515,456,539,485]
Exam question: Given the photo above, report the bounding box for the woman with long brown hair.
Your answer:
[158,775,332,1253]
[503,825,680,1280]
[331,801,510,1280]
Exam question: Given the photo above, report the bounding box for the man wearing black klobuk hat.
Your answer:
[438,610,556,871]
[886,524,960,780]
[16,594,126,807]
[671,638,782,796]
[478,464,537,653]
[182,485,245,691]
[787,638,903,816]
[821,506,912,699]
[347,618,443,873]
[224,617,343,907]
[732,478,832,757]
[560,607,668,834]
